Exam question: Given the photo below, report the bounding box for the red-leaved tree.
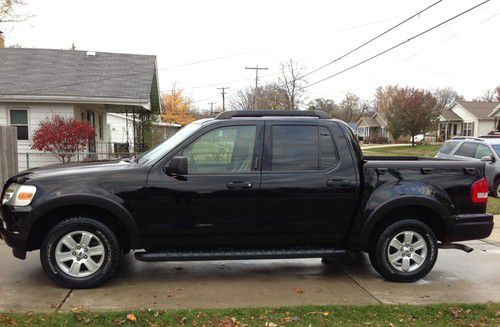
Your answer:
[31,115,96,163]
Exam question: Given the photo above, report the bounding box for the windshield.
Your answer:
[137,122,204,165]
[490,144,500,157]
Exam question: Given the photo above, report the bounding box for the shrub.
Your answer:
[32,115,96,163]
[366,135,389,144]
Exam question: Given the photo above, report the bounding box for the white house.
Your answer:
[438,101,500,140]
[355,112,392,141]
[107,113,180,152]
[0,45,160,170]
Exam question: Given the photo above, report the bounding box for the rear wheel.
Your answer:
[494,179,500,198]
[40,217,122,288]
[369,219,438,282]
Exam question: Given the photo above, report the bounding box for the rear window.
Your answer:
[455,142,478,158]
[438,141,459,154]
[271,125,338,171]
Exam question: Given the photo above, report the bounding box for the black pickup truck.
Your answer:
[0,111,494,288]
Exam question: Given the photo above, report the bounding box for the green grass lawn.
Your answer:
[362,143,443,157]
[487,196,500,215]
[1,304,499,326]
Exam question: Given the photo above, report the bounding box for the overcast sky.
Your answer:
[3,0,499,111]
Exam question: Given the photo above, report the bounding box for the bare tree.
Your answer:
[474,89,497,102]
[336,93,370,123]
[230,83,285,111]
[0,0,29,24]
[433,87,465,111]
[309,93,369,123]
[277,59,306,110]
[497,86,500,102]
[308,98,338,117]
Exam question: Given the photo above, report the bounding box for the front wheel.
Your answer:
[369,219,438,282]
[40,217,122,288]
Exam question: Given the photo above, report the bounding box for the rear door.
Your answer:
[258,120,359,245]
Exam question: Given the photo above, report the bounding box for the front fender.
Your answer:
[25,194,141,248]
[349,179,455,248]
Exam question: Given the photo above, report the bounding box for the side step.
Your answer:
[135,247,344,262]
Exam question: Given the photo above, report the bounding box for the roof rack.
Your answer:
[215,110,331,120]
[451,136,484,141]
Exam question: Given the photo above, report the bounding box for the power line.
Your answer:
[157,47,269,70]
[245,65,269,110]
[303,0,491,90]
[300,0,444,79]
[217,87,230,111]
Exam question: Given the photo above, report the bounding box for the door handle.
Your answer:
[226,181,253,190]
[327,179,351,188]
[420,168,433,175]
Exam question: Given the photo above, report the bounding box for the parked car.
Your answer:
[436,137,500,197]
[1,111,494,288]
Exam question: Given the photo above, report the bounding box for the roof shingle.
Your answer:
[0,48,159,110]
[456,101,500,120]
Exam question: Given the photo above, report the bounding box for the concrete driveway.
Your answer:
[0,217,499,312]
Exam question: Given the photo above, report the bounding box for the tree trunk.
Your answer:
[411,134,415,146]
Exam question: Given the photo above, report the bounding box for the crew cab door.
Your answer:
[145,121,264,247]
[259,121,359,245]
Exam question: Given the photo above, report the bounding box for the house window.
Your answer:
[9,109,29,140]
[463,122,474,136]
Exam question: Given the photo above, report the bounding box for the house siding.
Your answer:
[450,104,478,137]
[478,120,495,137]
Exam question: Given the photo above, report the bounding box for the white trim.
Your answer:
[7,106,30,141]
[0,95,151,110]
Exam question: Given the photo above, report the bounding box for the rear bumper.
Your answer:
[448,213,494,242]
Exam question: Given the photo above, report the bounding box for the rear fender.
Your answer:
[351,180,455,248]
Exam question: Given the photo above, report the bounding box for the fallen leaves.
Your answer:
[293,288,305,294]
[126,313,137,322]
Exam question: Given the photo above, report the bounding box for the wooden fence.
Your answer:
[0,126,18,188]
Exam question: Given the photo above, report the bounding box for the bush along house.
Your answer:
[0,37,161,170]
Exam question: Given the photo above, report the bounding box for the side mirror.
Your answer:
[481,155,496,163]
[166,156,188,176]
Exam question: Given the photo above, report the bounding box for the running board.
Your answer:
[134,247,344,262]
[439,243,473,253]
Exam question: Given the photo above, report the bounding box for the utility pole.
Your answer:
[245,64,268,110]
[208,102,216,117]
[217,87,230,111]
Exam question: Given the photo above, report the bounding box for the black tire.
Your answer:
[368,219,438,282]
[40,217,122,289]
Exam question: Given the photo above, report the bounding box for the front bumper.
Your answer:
[448,213,494,242]
[0,204,31,259]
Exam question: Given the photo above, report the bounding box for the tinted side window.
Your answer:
[475,144,493,159]
[272,125,318,171]
[438,141,458,154]
[319,126,338,170]
[271,125,338,171]
[455,142,478,158]
[182,125,256,173]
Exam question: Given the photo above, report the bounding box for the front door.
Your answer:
[258,121,359,246]
[145,122,264,247]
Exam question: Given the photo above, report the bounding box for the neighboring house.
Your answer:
[355,112,391,140]
[438,101,500,140]
[0,45,160,170]
[107,113,180,152]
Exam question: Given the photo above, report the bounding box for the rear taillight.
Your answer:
[471,177,489,203]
